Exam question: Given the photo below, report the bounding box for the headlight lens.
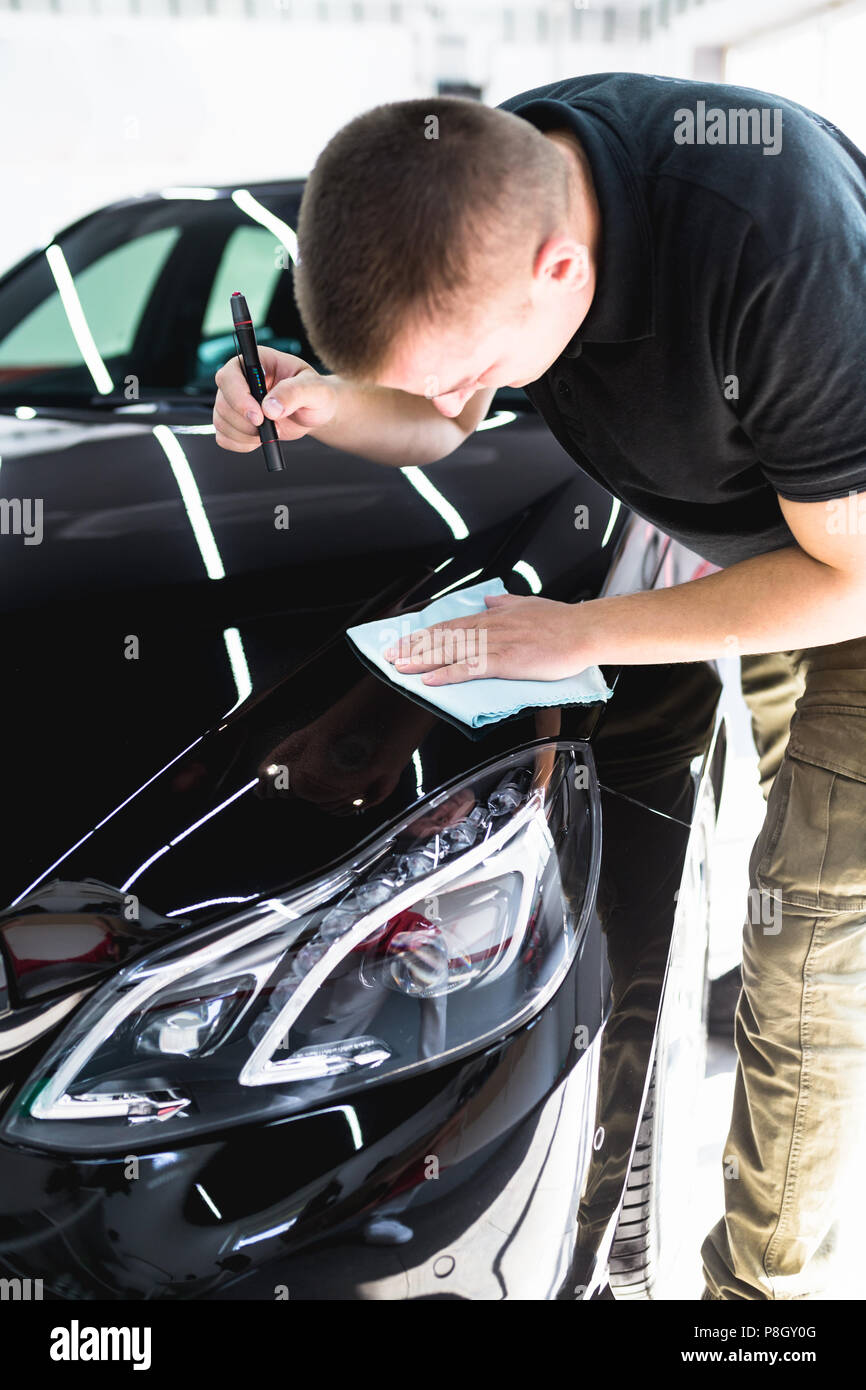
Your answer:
[3,744,599,1152]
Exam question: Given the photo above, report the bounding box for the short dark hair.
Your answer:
[293,97,569,381]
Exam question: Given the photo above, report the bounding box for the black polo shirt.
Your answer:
[497,74,866,568]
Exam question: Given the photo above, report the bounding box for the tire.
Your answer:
[608,783,714,1299]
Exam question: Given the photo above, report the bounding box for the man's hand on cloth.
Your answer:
[383,592,594,685]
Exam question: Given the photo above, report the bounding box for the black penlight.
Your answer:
[230,291,286,472]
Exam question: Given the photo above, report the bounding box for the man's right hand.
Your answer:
[213,347,338,452]
[213,345,497,468]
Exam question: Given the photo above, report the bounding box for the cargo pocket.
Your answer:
[754,705,866,914]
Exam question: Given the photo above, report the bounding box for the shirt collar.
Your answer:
[505,96,655,355]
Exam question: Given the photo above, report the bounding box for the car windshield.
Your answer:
[0,188,316,408]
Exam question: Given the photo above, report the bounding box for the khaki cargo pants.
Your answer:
[701,632,866,1299]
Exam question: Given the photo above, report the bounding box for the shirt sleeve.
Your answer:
[731,232,866,503]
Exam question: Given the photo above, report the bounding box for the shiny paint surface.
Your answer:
[0,407,621,899]
[0,187,724,1299]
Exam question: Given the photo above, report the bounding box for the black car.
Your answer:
[0,182,727,1301]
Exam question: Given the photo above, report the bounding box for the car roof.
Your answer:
[53,179,307,240]
[0,180,309,300]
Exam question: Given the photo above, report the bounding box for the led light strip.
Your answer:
[153,425,225,580]
[399,466,469,540]
[231,189,298,263]
[44,244,113,396]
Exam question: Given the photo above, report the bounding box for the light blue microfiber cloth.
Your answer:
[346,578,614,729]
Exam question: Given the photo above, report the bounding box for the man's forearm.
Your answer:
[310,377,494,467]
[584,545,866,665]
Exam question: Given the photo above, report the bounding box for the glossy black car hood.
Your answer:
[0,407,627,941]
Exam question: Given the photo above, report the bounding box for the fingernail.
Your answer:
[262,396,281,417]
[245,409,260,425]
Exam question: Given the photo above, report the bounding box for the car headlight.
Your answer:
[2,743,599,1152]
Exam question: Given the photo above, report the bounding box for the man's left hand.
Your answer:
[382,593,593,685]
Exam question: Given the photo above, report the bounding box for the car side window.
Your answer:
[201,226,281,341]
[194,224,319,389]
[0,228,181,376]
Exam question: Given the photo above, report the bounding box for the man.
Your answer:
[213,73,866,1299]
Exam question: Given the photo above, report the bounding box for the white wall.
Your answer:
[0,2,699,275]
[726,0,866,152]
[4,0,865,278]
[0,12,420,272]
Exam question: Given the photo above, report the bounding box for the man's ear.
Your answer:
[534,234,591,291]
[555,241,591,292]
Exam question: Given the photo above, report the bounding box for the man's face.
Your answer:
[375,228,595,417]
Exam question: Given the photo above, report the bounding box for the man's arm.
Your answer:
[311,376,496,467]
[213,347,496,468]
[568,491,866,665]
[384,491,866,684]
